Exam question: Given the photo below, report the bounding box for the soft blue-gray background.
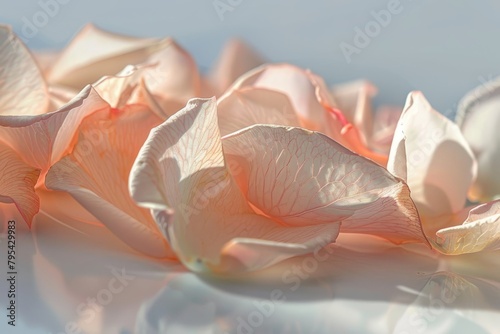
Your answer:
[1,0,500,114]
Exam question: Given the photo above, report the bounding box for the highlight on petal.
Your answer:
[222,125,428,245]
[456,77,500,201]
[331,79,376,145]
[371,105,402,155]
[331,79,402,156]
[0,142,40,227]
[226,64,388,165]
[140,39,201,115]
[46,24,168,89]
[208,39,265,94]
[129,98,340,273]
[45,101,173,258]
[0,86,109,173]
[0,25,49,116]
[387,91,476,219]
[435,199,500,254]
[228,64,334,133]
[217,87,301,136]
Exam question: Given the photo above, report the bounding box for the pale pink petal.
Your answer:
[33,50,60,73]
[0,86,109,173]
[371,105,402,154]
[222,125,428,245]
[0,25,49,115]
[456,78,500,201]
[217,87,301,136]
[46,24,168,89]
[435,200,500,254]
[48,85,78,110]
[45,104,173,258]
[208,38,265,94]
[331,80,376,144]
[0,142,40,226]
[140,40,201,115]
[229,64,334,133]
[387,91,476,219]
[228,64,388,165]
[130,98,340,273]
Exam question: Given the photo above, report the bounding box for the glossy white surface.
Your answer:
[1,211,499,334]
[1,1,500,333]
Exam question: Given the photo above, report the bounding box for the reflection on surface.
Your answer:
[0,211,499,333]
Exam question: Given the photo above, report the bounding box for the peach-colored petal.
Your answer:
[0,86,108,173]
[331,80,401,159]
[140,40,201,115]
[435,199,500,254]
[0,142,40,226]
[45,104,173,258]
[33,50,60,73]
[387,91,476,219]
[130,98,340,273]
[227,64,388,165]
[0,25,49,116]
[209,39,265,94]
[46,24,167,89]
[371,105,402,154]
[48,85,79,110]
[456,78,500,201]
[331,80,376,145]
[217,87,301,136]
[229,64,334,134]
[222,125,427,244]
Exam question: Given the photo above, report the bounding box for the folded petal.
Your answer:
[46,24,168,89]
[0,142,40,226]
[140,39,201,115]
[130,98,340,273]
[229,64,334,133]
[371,105,402,155]
[217,87,301,136]
[456,78,500,201]
[222,125,427,244]
[45,103,173,258]
[0,86,108,173]
[387,92,476,219]
[0,25,49,116]
[208,39,264,94]
[331,80,376,145]
[228,64,388,165]
[435,199,500,254]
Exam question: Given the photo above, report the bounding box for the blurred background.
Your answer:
[1,0,499,116]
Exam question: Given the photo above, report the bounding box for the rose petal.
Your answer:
[456,77,500,201]
[209,39,264,94]
[217,87,301,136]
[130,98,340,273]
[435,199,500,254]
[229,64,335,133]
[371,105,402,155]
[0,142,40,226]
[222,125,428,244]
[331,80,376,144]
[0,25,49,116]
[387,91,476,219]
[45,102,173,258]
[140,39,201,111]
[46,24,168,89]
[0,86,108,173]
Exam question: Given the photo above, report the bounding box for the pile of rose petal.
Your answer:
[1,24,499,274]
